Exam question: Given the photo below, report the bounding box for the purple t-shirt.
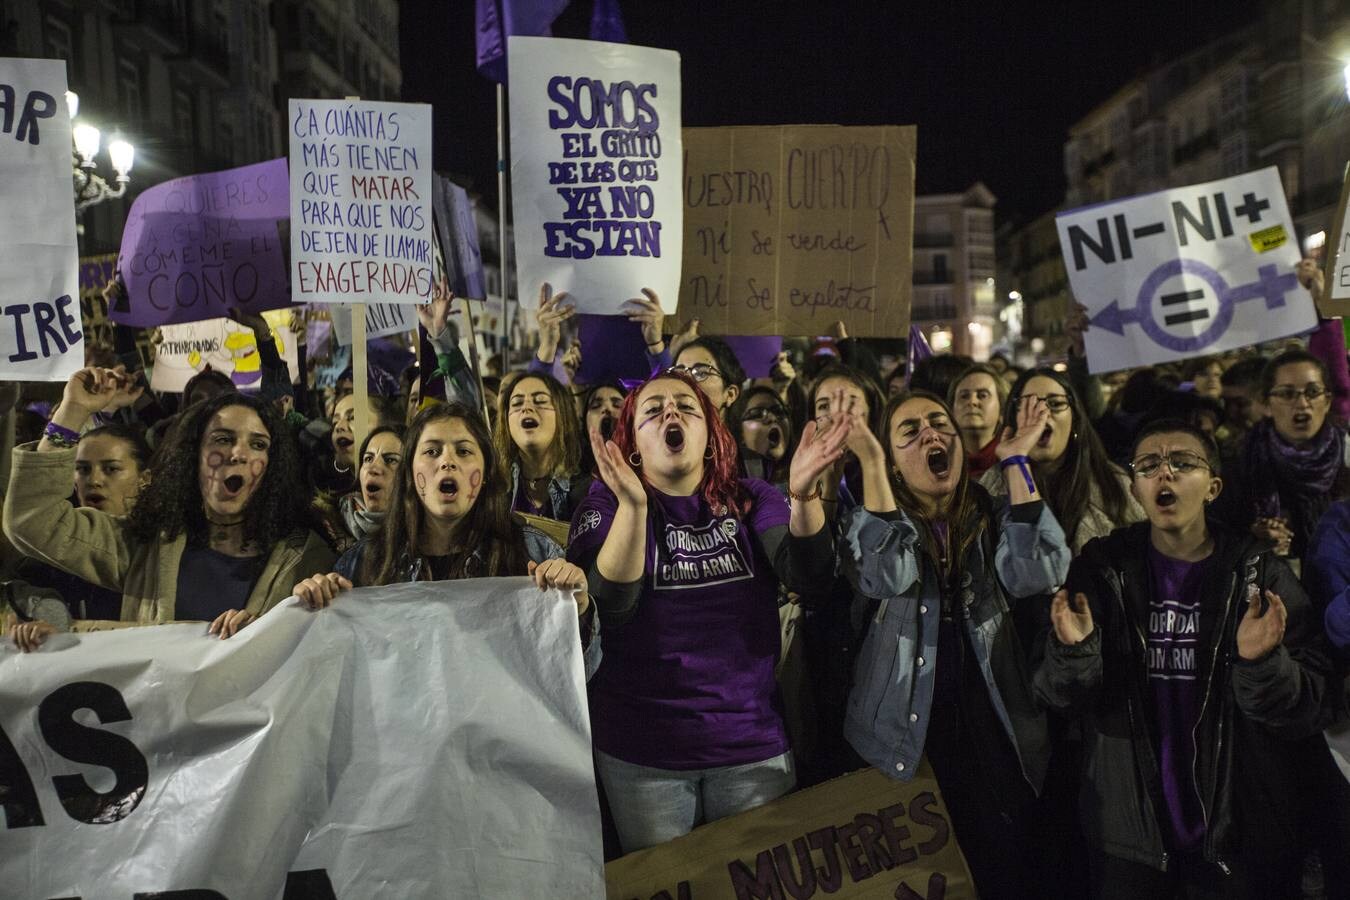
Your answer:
[1146,544,1209,852]
[567,478,791,770]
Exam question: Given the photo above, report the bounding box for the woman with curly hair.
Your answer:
[4,367,334,649]
[494,370,590,522]
[566,368,849,851]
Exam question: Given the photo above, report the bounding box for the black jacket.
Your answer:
[1034,520,1333,874]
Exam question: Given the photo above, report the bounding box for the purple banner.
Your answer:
[723,335,783,379]
[575,314,652,384]
[113,158,291,327]
[432,174,487,300]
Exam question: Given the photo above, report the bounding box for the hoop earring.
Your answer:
[629,452,642,467]
[704,446,715,460]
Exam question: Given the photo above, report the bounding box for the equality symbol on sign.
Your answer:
[1090,259,1298,353]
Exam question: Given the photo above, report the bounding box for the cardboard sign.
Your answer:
[1322,162,1350,317]
[150,309,300,392]
[724,335,784,379]
[114,158,290,327]
[605,764,974,899]
[289,98,434,304]
[433,173,488,299]
[330,301,417,345]
[0,58,82,382]
[1057,166,1315,373]
[509,36,683,315]
[0,581,603,898]
[78,252,118,347]
[676,125,915,340]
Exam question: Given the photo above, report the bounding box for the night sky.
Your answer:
[400,0,1263,225]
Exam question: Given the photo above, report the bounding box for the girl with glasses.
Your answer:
[727,385,796,488]
[672,337,746,418]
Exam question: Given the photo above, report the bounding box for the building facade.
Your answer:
[910,183,997,358]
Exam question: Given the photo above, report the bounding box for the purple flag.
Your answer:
[113,158,291,328]
[722,335,783,379]
[905,323,933,387]
[589,0,627,43]
[574,314,651,384]
[476,0,571,83]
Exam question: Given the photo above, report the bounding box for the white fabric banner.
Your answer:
[0,57,82,382]
[1056,166,1314,373]
[0,580,603,898]
[509,37,683,315]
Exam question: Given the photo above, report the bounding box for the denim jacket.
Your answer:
[839,496,1070,785]
[334,524,601,680]
[508,463,589,523]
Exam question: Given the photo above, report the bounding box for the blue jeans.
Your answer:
[596,749,796,853]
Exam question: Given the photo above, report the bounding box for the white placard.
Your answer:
[0,580,603,898]
[329,301,417,345]
[1328,163,1350,303]
[0,58,81,382]
[288,98,434,305]
[150,309,301,392]
[1057,166,1315,373]
[509,36,682,314]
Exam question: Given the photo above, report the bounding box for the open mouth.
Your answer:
[1292,413,1312,428]
[335,436,355,450]
[926,446,951,478]
[766,426,782,449]
[1156,488,1177,509]
[521,416,540,431]
[364,481,383,499]
[599,415,615,442]
[223,474,246,495]
[663,423,686,453]
[84,493,106,507]
[438,477,459,499]
[1036,426,1054,448]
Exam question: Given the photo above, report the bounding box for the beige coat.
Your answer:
[979,462,1145,553]
[3,444,334,623]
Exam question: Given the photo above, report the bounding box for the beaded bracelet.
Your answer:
[787,484,821,502]
[43,420,79,448]
[998,454,1037,494]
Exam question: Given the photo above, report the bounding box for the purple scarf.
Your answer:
[1245,417,1345,548]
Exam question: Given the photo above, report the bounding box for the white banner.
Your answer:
[150,309,302,393]
[509,36,683,315]
[0,58,82,382]
[328,302,417,346]
[288,99,434,306]
[1057,166,1315,373]
[0,580,603,899]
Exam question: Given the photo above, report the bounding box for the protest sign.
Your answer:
[113,158,290,327]
[676,125,915,340]
[1322,162,1350,318]
[289,98,434,305]
[150,309,301,392]
[605,764,974,899]
[0,580,603,899]
[433,173,488,299]
[1056,166,1315,373]
[77,252,118,347]
[575,314,652,383]
[509,36,683,316]
[330,301,417,345]
[0,58,82,382]
[724,335,784,379]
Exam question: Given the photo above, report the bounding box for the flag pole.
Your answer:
[496,82,511,365]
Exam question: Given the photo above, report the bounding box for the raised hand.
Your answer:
[1050,590,1094,645]
[790,416,852,497]
[207,609,255,639]
[227,307,272,341]
[1065,301,1090,358]
[417,279,456,341]
[769,352,797,389]
[590,427,646,508]
[293,572,353,610]
[623,288,665,349]
[59,365,144,419]
[562,340,583,382]
[535,282,575,362]
[996,395,1050,460]
[1237,587,1287,660]
[1296,258,1324,297]
[667,317,700,362]
[527,558,591,616]
[1251,518,1293,557]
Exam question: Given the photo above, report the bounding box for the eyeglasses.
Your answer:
[668,363,722,383]
[1266,385,1328,404]
[743,405,787,423]
[1016,393,1072,414]
[1129,451,1211,479]
[895,412,958,448]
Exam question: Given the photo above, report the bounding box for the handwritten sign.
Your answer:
[676,125,915,339]
[289,98,433,305]
[113,159,289,328]
[1323,162,1350,317]
[329,302,416,345]
[1057,166,1315,373]
[508,36,682,316]
[150,310,301,393]
[78,252,118,347]
[605,765,974,900]
[0,58,82,382]
[432,174,487,300]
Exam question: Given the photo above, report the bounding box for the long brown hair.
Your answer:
[880,390,987,580]
[361,402,530,585]
[494,370,582,479]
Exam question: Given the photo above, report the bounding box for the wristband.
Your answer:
[44,420,80,447]
[998,454,1037,495]
[787,485,821,502]
[646,340,664,348]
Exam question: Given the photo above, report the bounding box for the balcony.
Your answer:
[913,272,953,285]
[913,232,953,249]
[1171,128,1219,166]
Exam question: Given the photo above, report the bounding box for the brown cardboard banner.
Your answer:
[605,764,975,899]
[677,125,915,338]
[78,252,120,348]
[1322,162,1350,318]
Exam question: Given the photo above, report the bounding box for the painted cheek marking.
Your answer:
[206,451,227,469]
[469,470,482,489]
[415,472,427,495]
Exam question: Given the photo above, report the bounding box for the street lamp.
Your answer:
[1343,61,1350,102]
[66,90,135,212]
